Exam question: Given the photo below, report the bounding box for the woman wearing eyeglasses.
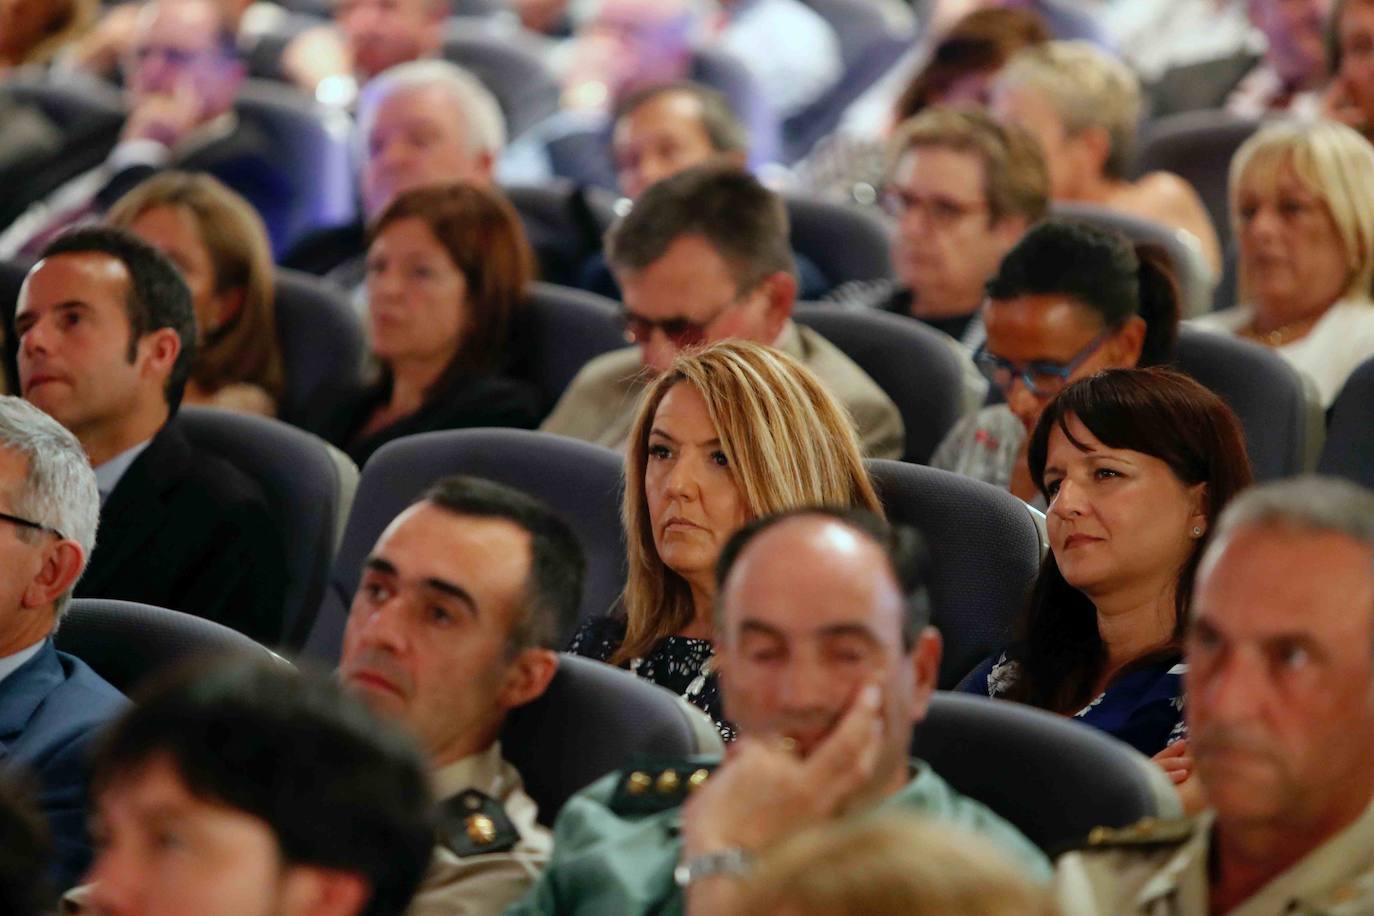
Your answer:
[568,341,883,742]
[930,218,1179,505]
[958,367,1252,766]
[323,183,541,466]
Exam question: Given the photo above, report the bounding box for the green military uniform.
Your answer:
[504,757,1050,916]
[539,321,907,460]
[410,742,551,916]
[1055,795,1374,915]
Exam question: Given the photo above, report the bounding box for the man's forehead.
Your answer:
[374,504,532,576]
[19,253,129,312]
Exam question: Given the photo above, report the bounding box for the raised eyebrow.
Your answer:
[362,556,397,576]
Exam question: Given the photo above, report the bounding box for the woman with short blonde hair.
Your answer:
[108,171,284,416]
[1192,119,1374,406]
[570,340,882,740]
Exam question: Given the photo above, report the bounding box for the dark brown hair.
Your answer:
[367,182,532,391]
[1008,367,1253,712]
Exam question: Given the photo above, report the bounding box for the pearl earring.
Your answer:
[1192,526,1202,537]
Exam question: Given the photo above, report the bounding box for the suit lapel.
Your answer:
[0,639,61,759]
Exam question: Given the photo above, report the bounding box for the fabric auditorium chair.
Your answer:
[272,267,367,433]
[1318,354,1374,491]
[303,428,625,662]
[794,304,968,464]
[784,195,894,288]
[502,654,722,826]
[442,18,562,141]
[865,460,1044,687]
[517,281,626,413]
[913,692,1182,854]
[55,598,287,696]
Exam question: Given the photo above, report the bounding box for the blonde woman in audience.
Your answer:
[961,368,1252,767]
[1191,119,1374,407]
[569,340,882,741]
[992,40,1222,279]
[107,171,284,416]
[323,182,541,466]
[735,815,1053,916]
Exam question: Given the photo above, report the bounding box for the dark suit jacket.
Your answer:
[74,419,289,645]
[1146,50,1263,119]
[0,638,127,890]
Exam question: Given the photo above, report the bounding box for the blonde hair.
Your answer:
[1229,119,1374,305]
[615,340,883,663]
[106,172,284,403]
[998,40,1142,180]
[739,815,1052,916]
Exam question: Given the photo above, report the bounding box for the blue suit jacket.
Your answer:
[0,638,127,890]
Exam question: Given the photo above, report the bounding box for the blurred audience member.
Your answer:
[0,396,123,891]
[543,165,904,458]
[707,0,841,120]
[15,227,287,642]
[283,60,504,291]
[932,219,1179,504]
[0,773,51,916]
[1056,476,1374,913]
[1192,119,1374,406]
[961,368,1252,760]
[340,475,584,914]
[801,7,1048,206]
[62,0,265,80]
[832,106,1048,354]
[106,171,284,417]
[737,815,1053,916]
[1148,0,1331,118]
[568,341,883,740]
[509,0,573,36]
[0,0,292,257]
[0,0,93,72]
[514,508,1048,915]
[280,0,448,105]
[1327,0,1374,140]
[993,41,1222,278]
[79,659,433,916]
[1100,0,1254,83]
[323,184,541,466]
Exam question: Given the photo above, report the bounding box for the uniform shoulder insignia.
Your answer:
[609,759,717,817]
[1080,817,1195,851]
[436,789,520,857]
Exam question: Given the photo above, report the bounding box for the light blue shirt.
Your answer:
[0,639,46,687]
[93,439,153,505]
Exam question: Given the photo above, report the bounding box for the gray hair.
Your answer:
[0,397,99,618]
[1207,475,1374,562]
[356,59,506,160]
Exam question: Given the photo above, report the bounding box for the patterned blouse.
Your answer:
[959,648,1187,756]
[568,615,737,743]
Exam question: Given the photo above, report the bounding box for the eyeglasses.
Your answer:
[973,329,1114,398]
[0,510,63,542]
[879,187,988,229]
[620,284,759,348]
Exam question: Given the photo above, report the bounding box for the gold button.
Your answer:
[627,771,652,795]
[466,814,496,845]
[687,769,710,791]
[657,770,681,795]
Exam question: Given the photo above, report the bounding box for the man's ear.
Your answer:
[760,269,796,340]
[137,327,181,385]
[278,864,371,916]
[499,648,559,711]
[906,627,943,724]
[1106,315,1147,367]
[21,539,85,611]
[1072,125,1112,178]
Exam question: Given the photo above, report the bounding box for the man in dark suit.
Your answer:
[14,226,287,644]
[0,395,126,891]
[0,0,291,257]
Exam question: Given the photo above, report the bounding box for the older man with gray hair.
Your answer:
[0,395,125,892]
[1056,475,1374,914]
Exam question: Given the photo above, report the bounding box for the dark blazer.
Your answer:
[324,373,543,467]
[1146,50,1263,119]
[74,419,289,645]
[0,638,127,890]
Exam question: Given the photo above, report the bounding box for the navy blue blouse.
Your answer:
[959,649,1186,756]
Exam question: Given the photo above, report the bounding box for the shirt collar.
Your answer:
[0,639,47,688]
[94,438,153,504]
[430,741,512,802]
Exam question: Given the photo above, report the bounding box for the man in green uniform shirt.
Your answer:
[1056,476,1374,914]
[507,507,1048,916]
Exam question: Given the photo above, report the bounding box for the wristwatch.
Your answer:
[674,848,753,887]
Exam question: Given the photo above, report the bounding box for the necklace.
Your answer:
[1238,312,1323,347]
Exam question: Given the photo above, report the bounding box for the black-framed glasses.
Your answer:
[973,329,1114,398]
[0,510,63,541]
[619,282,762,347]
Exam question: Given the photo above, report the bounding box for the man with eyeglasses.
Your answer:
[0,0,291,257]
[830,107,1049,354]
[930,219,1149,505]
[542,164,904,458]
[0,395,126,892]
